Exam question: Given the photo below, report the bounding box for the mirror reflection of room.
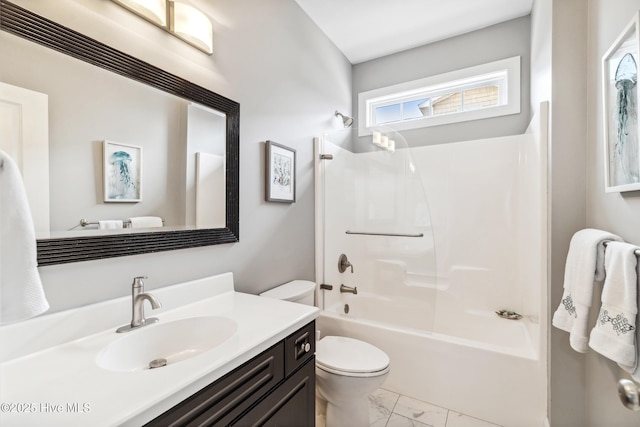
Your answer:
[1,34,226,238]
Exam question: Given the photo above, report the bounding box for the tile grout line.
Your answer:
[385,389,400,427]
[377,388,398,427]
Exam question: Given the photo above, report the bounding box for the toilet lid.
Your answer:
[316,336,390,376]
[259,280,315,301]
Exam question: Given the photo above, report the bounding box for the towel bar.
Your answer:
[79,218,165,227]
[345,230,424,238]
[602,241,640,256]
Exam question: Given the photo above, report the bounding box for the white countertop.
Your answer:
[0,273,318,426]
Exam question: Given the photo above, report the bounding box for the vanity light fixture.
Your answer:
[111,0,213,54]
[169,0,213,54]
[371,131,395,152]
[111,0,167,26]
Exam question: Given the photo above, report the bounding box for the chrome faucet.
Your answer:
[116,276,162,333]
[340,284,358,294]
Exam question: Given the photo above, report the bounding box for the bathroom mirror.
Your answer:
[0,1,239,265]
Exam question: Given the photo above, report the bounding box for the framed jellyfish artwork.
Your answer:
[265,140,296,203]
[603,12,640,192]
[103,140,142,202]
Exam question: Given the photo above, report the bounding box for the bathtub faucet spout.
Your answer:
[340,284,358,294]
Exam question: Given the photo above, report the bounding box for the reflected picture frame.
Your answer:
[103,140,142,202]
[603,12,640,192]
[265,140,296,203]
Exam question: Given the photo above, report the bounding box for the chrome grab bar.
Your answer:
[345,230,424,238]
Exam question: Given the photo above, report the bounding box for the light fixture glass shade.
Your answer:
[170,0,213,54]
[112,0,167,27]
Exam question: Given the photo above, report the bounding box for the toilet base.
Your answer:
[315,395,327,427]
[316,367,389,427]
[323,395,370,427]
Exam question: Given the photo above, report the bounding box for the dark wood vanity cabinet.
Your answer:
[144,321,316,427]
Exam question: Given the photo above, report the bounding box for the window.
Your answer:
[357,56,520,136]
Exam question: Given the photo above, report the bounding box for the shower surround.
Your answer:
[314,104,548,427]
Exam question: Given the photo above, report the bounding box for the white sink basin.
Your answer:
[96,316,238,372]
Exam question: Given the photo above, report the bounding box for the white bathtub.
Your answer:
[325,294,537,359]
[317,296,546,427]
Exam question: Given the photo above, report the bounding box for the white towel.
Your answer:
[128,216,163,228]
[589,242,638,369]
[632,262,640,382]
[552,228,623,352]
[0,150,49,324]
[99,220,123,230]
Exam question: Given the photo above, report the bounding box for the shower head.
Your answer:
[335,110,354,128]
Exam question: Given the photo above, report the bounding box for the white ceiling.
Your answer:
[294,0,534,64]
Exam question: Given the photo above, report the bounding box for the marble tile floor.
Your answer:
[368,388,502,427]
[316,388,502,427]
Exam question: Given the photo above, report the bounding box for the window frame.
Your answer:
[357,56,521,136]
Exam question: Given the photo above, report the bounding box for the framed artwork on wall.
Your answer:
[603,12,640,192]
[103,140,142,202]
[265,140,296,203]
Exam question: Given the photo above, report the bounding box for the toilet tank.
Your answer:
[259,280,315,306]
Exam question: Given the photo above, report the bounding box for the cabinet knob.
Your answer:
[301,342,311,353]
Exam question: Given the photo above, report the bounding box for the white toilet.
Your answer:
[260,280,390,427]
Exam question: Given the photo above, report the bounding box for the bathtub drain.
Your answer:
[495,309,522,320]
[344,304,349,314]
[149,358,167,369]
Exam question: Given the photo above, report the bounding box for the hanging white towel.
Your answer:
[632,261,640,382]
[128,216,163,228]
[0,150,49,324]
[589,242,638,370]
[552,228,623,352]
[99,220,123,230]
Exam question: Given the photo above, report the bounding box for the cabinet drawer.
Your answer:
[144,342,285,427]
[284,320,315,377]
[232,356,316,427]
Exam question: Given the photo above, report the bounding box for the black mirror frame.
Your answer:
[1,1,240,266]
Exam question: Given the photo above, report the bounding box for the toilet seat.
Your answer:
[316,336,390,378]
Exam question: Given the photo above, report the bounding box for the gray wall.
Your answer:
[352,16,531,147]
[540,0,591,424]
[12,0,351,312]
[586,0,640,425]
[528,3,557,423]
[536,0,640,424]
